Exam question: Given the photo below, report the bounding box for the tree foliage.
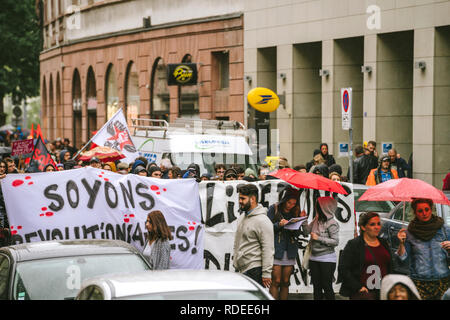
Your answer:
[0,0,41,101]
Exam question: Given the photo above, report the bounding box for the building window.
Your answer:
[105,64,119,120]
[150,58,170,121]
[125,62,139,127]
[213,51,229,89]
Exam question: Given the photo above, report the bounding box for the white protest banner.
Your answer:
[199,180,355,293]
[1,167,203,269]
[91,108,139,163]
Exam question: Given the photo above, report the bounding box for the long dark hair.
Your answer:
[274,199,300,222]
[147,210,173,242]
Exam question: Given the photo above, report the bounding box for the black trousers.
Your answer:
[309,260,336,300]
[244,267,263,286]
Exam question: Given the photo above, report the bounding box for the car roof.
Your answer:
[83,270,261,298]
[0,240,141,262]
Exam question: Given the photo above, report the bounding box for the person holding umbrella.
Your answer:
[396,198,450,300]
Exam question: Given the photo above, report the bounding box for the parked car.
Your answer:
[353,184,396,219]
[379,191,450,273]
[0,240,151,300]
[76,270,274,300]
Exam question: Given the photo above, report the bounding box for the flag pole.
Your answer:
[71,107,124,161]
[71,136,94,161]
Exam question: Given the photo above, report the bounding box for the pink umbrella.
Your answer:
[358,178,450,205]
[269,168,348,195]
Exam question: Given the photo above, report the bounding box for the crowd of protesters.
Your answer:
[0,130,449,301]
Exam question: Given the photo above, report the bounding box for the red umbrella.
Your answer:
[79,146,125,163]
[269,168,348,195]
[358,178,450,205]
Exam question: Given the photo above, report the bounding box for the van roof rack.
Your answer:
[130,117,246,136]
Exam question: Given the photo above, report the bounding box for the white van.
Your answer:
[130,118,258,176]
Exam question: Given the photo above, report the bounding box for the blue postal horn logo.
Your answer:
[256,95,275,105]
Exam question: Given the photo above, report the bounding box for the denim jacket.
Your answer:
[267,204,300,260]
[397,226,450,281]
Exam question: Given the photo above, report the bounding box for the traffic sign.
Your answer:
[341,88,352,130]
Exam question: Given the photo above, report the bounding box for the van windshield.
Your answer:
[170,152,258,176]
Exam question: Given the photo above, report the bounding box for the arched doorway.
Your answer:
[72,69,82,149]
[150,57,170,121]
[56,72,62,138]
[86,67,97,140]
[49,74,54,139]
[41,77,47,135]
[105,64,119,120]
[125,61,139,127]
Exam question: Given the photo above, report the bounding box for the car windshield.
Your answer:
[170,152,258,176]
[353,188,396,213]
[13,254,150,300]
[116,290,269,300]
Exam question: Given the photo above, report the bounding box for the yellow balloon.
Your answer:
[247,87,280,113]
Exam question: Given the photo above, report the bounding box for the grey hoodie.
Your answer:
[302,197,339,257]
[233,204,274,278]
[380,274,421,300]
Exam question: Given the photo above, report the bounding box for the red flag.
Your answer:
[29,124,35,139]
[36,124,45,142]
[29,136,57,172]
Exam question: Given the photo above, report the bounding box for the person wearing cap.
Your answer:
[301,196,340,300]
[365,155,399,186]
[89,157,102,169]
[59,150,71,164]
[267,188,304,300]
[134,165,148,177]
[116,162,129,175]
[56,163,64,171]
[223,168,238,181]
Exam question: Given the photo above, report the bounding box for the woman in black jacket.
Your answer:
[338,212,393,300]
[267,188,303,300]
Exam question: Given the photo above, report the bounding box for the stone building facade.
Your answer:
[39,0,244,149]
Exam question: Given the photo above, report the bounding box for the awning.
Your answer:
[169,134,253,155]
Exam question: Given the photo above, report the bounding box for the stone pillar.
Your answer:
[433,27,450,187]
[321,40,335,155]
[363,35,377,144]
[277,44,293,165]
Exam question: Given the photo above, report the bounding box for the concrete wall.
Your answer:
[293,42,322,167]
[244,0,450,186]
